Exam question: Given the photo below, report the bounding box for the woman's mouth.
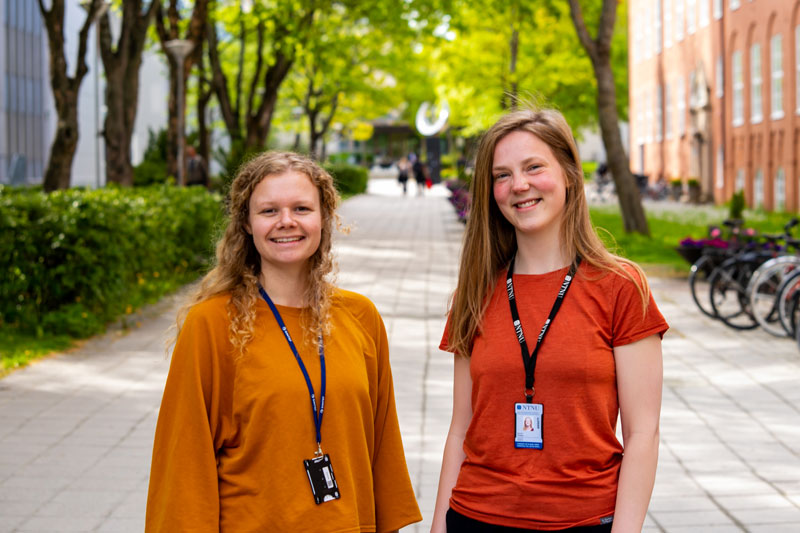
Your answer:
[514,198,541,209]
[271,236,304,243]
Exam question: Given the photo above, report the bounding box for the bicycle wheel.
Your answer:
[747,259,800,337]
[689,255,719,318]
[708,259,759,330]
[778,269,800,336]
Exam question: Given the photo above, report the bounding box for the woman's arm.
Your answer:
[611,334,663,533]
[430,355,473,533]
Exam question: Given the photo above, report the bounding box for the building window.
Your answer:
[797,25,800,114]
[716,55,724,98]
[687,0,696,35]
[713,0,722,20]
[754,169,764,208]
[637,90,644,144]
[656,85,663,142]
[677,77,686,135]
[665,83,673,139]
[655,0,663,54]
[735,167,744,192]
[675,0,684,42]
[771,34,784,119]
[775,168,786,211]
[733,51,744,126]
[699,0,710,28]
[751,43,762,123]
[646,89,653,143]
[716,147,725,189]
[664,0,673,48]
[730,0,740,10]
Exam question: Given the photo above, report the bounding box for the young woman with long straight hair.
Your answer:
[146,151,421,532]
[431,109,668,532]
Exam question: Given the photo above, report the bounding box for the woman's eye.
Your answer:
[493,172,509,181]
[527,164,541,172]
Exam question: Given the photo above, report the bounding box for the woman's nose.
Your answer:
[277,209,296,227]
[510,172,529,192]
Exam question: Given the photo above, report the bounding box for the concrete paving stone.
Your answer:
[648,496,719,512]
[747,525,800,533]
[95,517,145,533]
[660,526,743,533]
[649,508,738,527]
[730,507,800,524]
[15,514,104,532]
[0,516,25,533]
[0,500,43,517]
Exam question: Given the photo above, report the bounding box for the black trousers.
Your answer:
[445,508,613,533]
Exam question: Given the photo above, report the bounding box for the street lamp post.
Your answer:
[164,39,194,186]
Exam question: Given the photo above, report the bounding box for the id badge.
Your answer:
[514,403,543,449]
[303,454,340,504]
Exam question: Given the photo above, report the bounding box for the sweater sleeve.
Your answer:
[369,308,423,532]
[145,301,231,532]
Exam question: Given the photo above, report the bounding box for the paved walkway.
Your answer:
[2,178,800,532]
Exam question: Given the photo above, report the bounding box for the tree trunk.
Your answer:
[44,100,80,191]
[103,66,131,185]
[99,2,159,187]
[38,0,103,192]
[594,59,648,234]
[568,0,650,235]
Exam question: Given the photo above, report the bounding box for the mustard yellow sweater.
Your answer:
[146,289,421,532]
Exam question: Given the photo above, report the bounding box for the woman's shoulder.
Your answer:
[578,258,647,293]
[184,292,233,325]
[332,288,379,315]
[331,288,383,327]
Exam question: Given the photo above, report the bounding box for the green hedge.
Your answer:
[0,184,222,337]
[325,163,368,197]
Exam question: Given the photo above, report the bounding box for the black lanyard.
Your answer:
[506,255,580,403]
[259,287,326,454]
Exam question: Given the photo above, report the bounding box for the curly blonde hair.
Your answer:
[447,108,650,358]
[176,151,341,356]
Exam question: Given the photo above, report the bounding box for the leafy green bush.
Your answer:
[582,161,598,180]
[0,184,222,337]
[325,163,368,196]
[728,190,745,220]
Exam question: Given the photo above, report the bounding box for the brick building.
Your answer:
[629,0,800,211]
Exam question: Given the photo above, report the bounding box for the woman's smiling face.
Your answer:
[246,170,322,276]
[491,130,567,241]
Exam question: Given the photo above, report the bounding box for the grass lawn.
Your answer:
[590,203,800,276]
[0,328,74,375]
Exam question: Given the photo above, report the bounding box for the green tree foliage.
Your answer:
[423,0,628,136]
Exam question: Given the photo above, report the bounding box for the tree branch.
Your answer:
[567,0,598,64]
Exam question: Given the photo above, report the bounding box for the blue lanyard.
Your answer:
[259,287,326,452]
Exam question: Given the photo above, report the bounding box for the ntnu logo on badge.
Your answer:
[506,278,515,299]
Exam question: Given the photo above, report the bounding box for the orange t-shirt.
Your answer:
[146,289,421,532]
[440,264,668,530]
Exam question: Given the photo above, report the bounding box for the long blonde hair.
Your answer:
[447,108,649,358]
[176,151,340,356]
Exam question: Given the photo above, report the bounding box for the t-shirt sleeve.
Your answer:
[612,268,669,347]
[439,311,454,353]
[145,303,230,532]
[369,307,423,532]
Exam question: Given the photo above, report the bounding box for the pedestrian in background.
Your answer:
[185,145,209,188]
[431,109,667,532]
[413,156,428,196]
[397,155,410,195]
[146,151,421,532]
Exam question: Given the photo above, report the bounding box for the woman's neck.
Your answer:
[513,230,571,275]
[259,265,309,307]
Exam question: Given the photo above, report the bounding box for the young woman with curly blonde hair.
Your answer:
[146,151,421,532]
[431,109,668,532]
